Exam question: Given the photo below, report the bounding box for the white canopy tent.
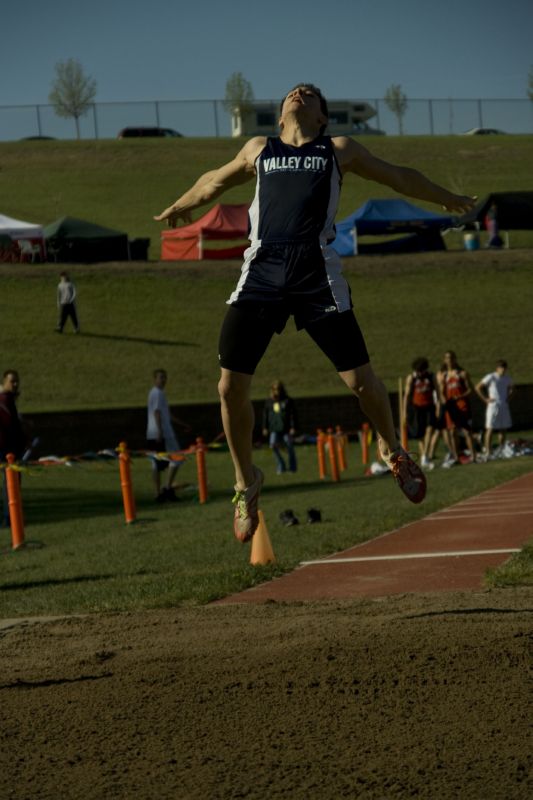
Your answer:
[0,213,46,261]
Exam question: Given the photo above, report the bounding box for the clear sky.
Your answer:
[2,0,532,105]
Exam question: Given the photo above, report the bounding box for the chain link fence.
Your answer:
[1,98,532,141]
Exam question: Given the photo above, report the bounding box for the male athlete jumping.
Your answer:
[155,84,476,543]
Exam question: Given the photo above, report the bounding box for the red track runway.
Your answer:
[220,472,533,603]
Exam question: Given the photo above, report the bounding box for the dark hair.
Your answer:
[496,359,507,368]
[153,368,167,378]
[279,84,329,134]
[271,380,287,400]
[444,351,463,371]
[412,357,429,372]
[3,369,19,380]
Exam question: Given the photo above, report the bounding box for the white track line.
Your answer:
[426,510,533,521]
[457,497,533,504]
[301,548,521,565]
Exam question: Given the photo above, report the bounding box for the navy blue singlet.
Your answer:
[248,135,342,245]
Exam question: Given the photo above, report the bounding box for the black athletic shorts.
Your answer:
[227,241,353,330]
[218,304,370,375]
[218,240,369,374]
[408,405,437,440]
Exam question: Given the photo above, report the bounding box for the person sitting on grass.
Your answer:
[155,82,476,543]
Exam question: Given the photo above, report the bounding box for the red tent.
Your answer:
[161,203,249,260]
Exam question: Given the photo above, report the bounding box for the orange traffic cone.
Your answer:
[250,510,276,566]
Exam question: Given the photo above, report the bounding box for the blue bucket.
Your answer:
[464,233,480,251]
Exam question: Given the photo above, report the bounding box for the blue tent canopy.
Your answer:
[332,199,456,256]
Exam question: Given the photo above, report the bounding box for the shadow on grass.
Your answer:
[20,487,198,525]
[203,475,382,503]
[0,574,117,592]
[79,332,199,347]
[262,475,381,494]
[22,488,134,524]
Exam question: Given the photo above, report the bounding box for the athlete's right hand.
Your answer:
[442,194,477,214]
[153,206,192,228]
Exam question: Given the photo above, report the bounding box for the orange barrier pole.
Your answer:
[118,442,136,524]
[335,425,348,471]
[399,376,409,450]
[316,429,327,479]
[326,428,340,482]
[5,454,25,549]
[361,422,370,465]
[196,437,208,504]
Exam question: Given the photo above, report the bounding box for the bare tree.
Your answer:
[528,66,533,101]
[224,72,254,136]
[384,84,408,135]
[49,58,97,139]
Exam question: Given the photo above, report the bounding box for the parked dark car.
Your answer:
[117,127,183,138]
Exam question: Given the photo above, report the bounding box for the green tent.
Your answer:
[43,216,130,263]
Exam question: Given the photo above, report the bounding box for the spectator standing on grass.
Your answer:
[262,380,298,474]
[55,272,80,334]
[0,370,26,526]
[475,360,514,458]
[439,350,476,467]
[402,358,438,470]
[485,203,503,249]
[146,369,190,503]
[155,82,476,543]
[427,362,453,464]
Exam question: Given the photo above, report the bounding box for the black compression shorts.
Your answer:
[227,241,352,330]
[218,305,370,375]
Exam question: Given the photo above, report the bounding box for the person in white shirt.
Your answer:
[475,360,515,457]
[146,369,189,502]
[55,272,80,333]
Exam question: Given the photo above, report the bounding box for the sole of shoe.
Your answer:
[233,467,264,543]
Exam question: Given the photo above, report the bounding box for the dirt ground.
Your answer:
[0,588,532,800]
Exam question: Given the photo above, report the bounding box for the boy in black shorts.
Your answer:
[155,83,476,542]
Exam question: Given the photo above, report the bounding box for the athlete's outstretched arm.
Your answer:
[154,137,265,227]
[333,137,477,214]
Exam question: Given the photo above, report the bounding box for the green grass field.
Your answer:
[1,135,532,610]
[2,253,533,412]
[1,440,532,618]
[2,135,533,256]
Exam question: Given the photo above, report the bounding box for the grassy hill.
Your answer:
[2,135,533,258]
[1,135,532,413]
[1,251,531,413]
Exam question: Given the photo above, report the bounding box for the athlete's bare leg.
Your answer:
[218,368,255,490]
[166,462,180,490]
[448,428,460,461]
[464,429,476,462]
[338,363,399,457]
[422,426,434,459]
